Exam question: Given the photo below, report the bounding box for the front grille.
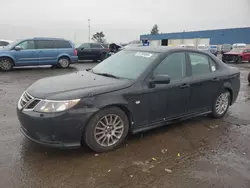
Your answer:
[18,92,41,110]
[222,55,237,61]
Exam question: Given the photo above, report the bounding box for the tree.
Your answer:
[92,32,106,43]
[150,24,159,35]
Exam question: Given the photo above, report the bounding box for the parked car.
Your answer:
[197,44,210,53]
[0,37,78,71]
[233,43,246,49]
[17,46,240,152]
[0,39,13,48]
[209,45,218,56]
[76,43,109,61]
[221,44,232,54]
[222,48,250,63]
[178,44,195,48]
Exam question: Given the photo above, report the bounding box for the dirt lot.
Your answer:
[0,63,250,188]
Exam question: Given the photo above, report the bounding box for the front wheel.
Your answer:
[84,107,129,152]
[236,57,242,64]
[211,90,231,118]
[58,57,70,68]
[0,58,13,71]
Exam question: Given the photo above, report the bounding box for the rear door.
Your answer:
[90,43,104,59]
[54,40,73,58]
[12,40,38,65]
[77,43,91,60]
[187,52,224,113]
[35,40,58,65]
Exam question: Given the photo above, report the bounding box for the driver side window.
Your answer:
[153,52,186,81]
[18,40,35,50]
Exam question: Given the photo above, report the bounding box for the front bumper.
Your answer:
[222,55,240,63]
[17,108,94,148]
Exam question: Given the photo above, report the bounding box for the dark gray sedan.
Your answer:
[17,46,240,152]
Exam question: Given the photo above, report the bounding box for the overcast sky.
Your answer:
[0,0,250,43]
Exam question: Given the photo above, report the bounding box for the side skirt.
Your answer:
[132,111,212,134]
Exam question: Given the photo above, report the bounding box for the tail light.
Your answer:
[74,49,77,56]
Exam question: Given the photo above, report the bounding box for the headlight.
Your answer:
[34,99,80,113]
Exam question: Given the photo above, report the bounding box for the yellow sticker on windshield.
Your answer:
[135,52,153,58]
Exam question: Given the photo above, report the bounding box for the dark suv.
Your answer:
[76,43,109,61]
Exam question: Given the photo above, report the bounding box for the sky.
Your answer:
[0,0,250,44]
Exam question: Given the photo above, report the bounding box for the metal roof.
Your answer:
[140,27,250,45]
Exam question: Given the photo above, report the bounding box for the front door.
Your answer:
[13,40,38,66]
[187,52,223,113]
[129,52,191,127]
[35,40,58,65]
[77,43,91,60]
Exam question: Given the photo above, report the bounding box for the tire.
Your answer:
[236,57,242,64]
[100,53,107,61]
[248,72,250,84]
[58,57,70,68]
[0,57,13,71]
[84,107,129,153]
[211,90,231,118]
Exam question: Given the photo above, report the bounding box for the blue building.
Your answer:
[140,27,250,46]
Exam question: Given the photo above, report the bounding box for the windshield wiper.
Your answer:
[94,72,120,79]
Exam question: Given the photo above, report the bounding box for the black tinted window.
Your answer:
[91,43,102,48]
[0,41,9,46]
[36,40,54,49]
[55,40,71,48]
[189,53,211,75]
[153,52,186,80]
[79,43,90,49]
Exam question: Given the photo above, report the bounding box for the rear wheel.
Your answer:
[100,53,107,61]
[84,107,129,152]
[58,57,70,68]
[0,58,13,71]
[211,90,231,118]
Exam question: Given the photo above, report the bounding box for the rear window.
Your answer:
[54,40,72,48]
[0,41,9,46]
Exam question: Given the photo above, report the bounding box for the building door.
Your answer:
[161,39,168,46]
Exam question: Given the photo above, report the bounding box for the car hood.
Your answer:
[224,52,241,55]
[27,71,134,100]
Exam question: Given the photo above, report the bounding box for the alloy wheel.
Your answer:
[94,114,124,147]
[59,58,69,68]
[0,59,12,71]
[215,92,229,115]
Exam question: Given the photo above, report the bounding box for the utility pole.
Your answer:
[88,19,91,42]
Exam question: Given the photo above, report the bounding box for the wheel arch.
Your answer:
[57,54,71,62]
[0,56,15,65]
[223,82,233,105]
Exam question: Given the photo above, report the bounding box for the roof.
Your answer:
[140,27,250,44]
[124,46,201,53]
[0,39,13,43]
[32,37,64,40]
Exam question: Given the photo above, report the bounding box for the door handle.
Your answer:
[179,83,190,89]
[212,77,220,82]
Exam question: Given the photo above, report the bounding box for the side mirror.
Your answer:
[14,46,22,51]
[80,47,84,50]
[149,74,170,87]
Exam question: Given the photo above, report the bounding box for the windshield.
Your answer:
[5,39,22,49]
[222,44,231,49]
[230,48,244,52]
[92,50,159,79]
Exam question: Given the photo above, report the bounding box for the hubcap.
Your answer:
[59,59,69,67]
[94,114,124,147]
[215,92,229,115]
[0,60,11,70]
